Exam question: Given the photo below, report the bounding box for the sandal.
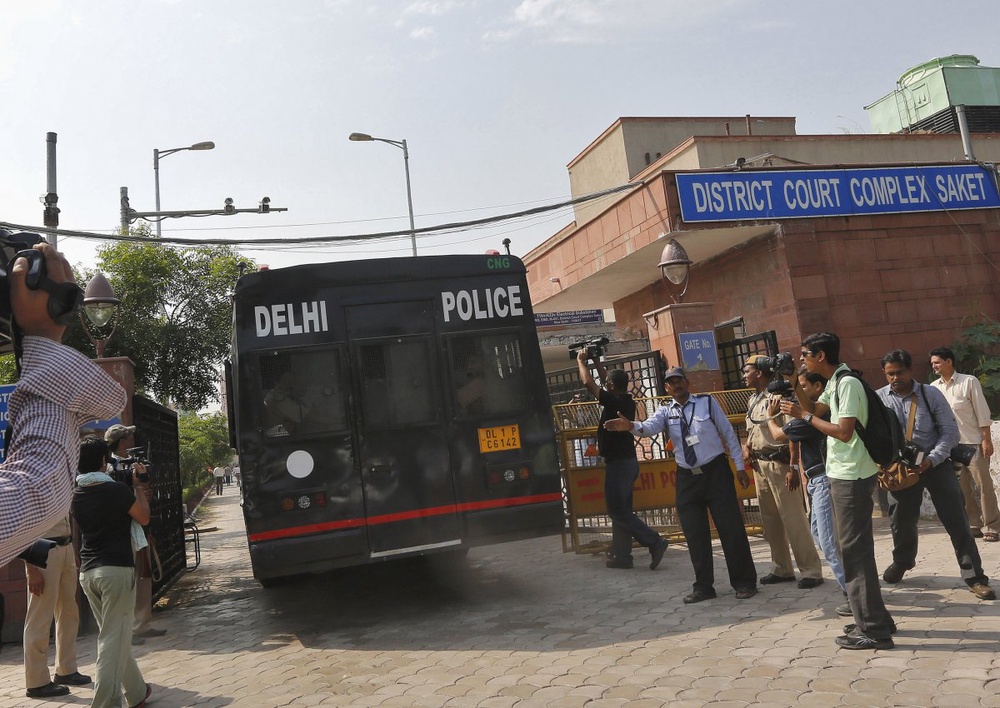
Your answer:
[983,533,999,542]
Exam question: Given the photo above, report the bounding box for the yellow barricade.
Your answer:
[555,391,763,554]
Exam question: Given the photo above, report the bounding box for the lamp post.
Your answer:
[657,238,693,304]
[80,272,120,358]
[153,140,215,237]
[348,132,417,256]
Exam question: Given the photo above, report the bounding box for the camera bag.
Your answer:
[877,394,921,492]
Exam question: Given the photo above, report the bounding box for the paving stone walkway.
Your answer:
[2,487,1000,707]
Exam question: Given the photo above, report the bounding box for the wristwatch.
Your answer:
[803,413,814,424]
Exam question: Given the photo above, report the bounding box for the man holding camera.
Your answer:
[877,349,994,599]
[72,436,152,708]
[576,349,669,570]
[0,242,127,568]
[929,347,999,542]
[742,355,823,589]
[106,424,167,641]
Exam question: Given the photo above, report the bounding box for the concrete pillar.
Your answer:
[643,302,723,392]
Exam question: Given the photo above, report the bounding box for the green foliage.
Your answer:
[178,410,234,491]
[89,226,252,409]
[951,316,1000,417]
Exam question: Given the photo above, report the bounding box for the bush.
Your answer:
[951,316,1000,417]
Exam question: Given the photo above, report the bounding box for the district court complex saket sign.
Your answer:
[676,164,1000,223]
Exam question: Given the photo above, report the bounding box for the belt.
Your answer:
[751,448,790,462]
[678,454,726,475]
[803,465,826,480]
[45,536,73,546]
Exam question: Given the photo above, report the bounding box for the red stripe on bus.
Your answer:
[247,492,562,542]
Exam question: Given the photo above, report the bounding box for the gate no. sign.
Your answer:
[678,331,719,373]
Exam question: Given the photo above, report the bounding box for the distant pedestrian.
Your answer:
[224,465,233,486]
[233,464,242,489]
[213,466,225,496]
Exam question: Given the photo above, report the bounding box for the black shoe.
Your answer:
[682,588,717,604]
[54,671,91,686]
[797,577,824,589]
[649,538,669,570]
[760,573,795,585]
[882,562,908,584]
[844,619,897,635]
[134,627,167,638]
[835,629,893,650]
[606,557,634,569]
[26,682,70,699]
[735,586,757,600]
[835,602,853,617]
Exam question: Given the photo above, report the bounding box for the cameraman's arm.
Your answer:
[765,395,789,443]
[576,350,600,398]
[130,467,152,526]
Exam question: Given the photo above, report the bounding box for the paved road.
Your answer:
[2,488,1000,707]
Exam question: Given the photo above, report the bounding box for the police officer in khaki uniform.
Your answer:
[742,355,823,588]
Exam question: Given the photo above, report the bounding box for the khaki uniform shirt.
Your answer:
[745,390,788,453]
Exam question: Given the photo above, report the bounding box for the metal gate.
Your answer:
[717,330,778,390]
[131,396,185,600]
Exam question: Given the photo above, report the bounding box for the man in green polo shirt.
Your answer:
[780,332,894,650]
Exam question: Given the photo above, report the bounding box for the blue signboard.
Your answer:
[678,331,719,372]
[676,165,1000,223]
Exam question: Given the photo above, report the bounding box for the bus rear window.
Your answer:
[259,349,347,438]
[450,333,527,417]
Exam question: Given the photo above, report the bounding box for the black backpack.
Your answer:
[832,369,906,467]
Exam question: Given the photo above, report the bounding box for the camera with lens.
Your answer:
[754,352,795,377]
[766,378,795,398]
[113,446,151,485]
[902,441,927,469]
[569,336,609,361]
[17,538,57,568]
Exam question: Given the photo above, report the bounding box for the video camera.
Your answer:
[0,229,84,359]
[759,352,796,399]
[569,337,609,361]
[113,446,151,484]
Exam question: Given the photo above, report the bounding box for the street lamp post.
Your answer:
[348,132,417,256]
[153,141,215,237]
[80,272,120,358]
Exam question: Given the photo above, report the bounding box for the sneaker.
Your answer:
[844,619,897,635]
[970,582,997,600]
[759,573,795,585]
[835,629,893,650]
[835,602,853,617]
[26,682,70,699]
[649,538,669,570]
[797,577,824,589]
[54,671,92,686]
[882,562,908,584]
[606,557,634,569]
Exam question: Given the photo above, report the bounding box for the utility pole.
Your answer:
[44,132,60,248]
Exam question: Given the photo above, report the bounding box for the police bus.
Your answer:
[226,254,562,584]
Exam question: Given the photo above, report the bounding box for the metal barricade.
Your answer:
[555,390,762,555]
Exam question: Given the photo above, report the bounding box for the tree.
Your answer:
[85,227,250,409]
[178,410,233,495]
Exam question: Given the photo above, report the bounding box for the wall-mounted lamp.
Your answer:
[549,277,561,283]
[658,238,693,304]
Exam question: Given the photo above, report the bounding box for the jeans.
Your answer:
[807,474,846,592]
[887,460,988,586]
[675,455,756,593]
[829,475,893,639]
[604,457,660,559]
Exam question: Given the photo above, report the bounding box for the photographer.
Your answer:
[0,243,126,567]
[105,424,166,641]
[742,355,823,589]
[877,349,994,600]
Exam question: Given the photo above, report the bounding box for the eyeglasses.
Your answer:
[800,350,816,358]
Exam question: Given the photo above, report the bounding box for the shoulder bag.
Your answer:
[877,395,921,492]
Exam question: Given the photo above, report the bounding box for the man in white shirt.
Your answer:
[930,347,998,542]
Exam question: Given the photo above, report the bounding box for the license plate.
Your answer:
[478,424,521,453]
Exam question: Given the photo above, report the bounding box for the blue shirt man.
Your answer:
[876,349,994,599]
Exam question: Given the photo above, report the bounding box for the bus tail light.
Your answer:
[486,463,532,488]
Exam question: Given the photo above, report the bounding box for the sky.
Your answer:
[1,0,998,273]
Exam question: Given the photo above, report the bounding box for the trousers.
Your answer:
[887,461,988,586]
[675,454,756,593]
[957,451,1000,535]
[23,544,80,689]
[806,474,846,592]
[753,459,822,579]
[829,475,893,639]
[604,457,660,559]
[80,566,147,708]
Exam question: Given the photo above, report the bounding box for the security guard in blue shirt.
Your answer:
[606,366,757,603]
